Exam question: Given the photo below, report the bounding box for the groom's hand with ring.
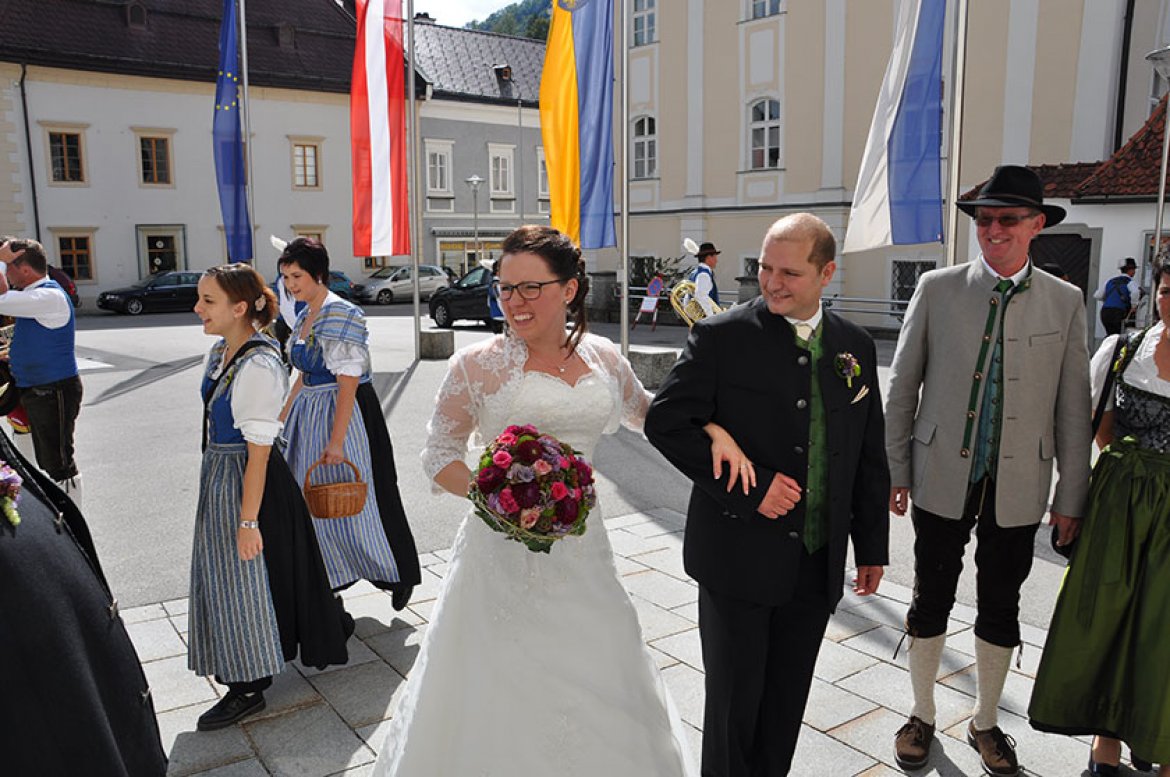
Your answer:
[757,472,801,519]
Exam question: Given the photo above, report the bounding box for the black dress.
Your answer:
[0,432,168,776]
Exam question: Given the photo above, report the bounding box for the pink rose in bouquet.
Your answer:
[468,424,598,553]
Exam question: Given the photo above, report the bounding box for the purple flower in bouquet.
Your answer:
[573,459,594,486]
[508,463,536,483]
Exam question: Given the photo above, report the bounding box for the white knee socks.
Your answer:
[972,636,1012,730]
[908,634,946,725]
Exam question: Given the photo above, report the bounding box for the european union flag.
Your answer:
[213,0,252,263]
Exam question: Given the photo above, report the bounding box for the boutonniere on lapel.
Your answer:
[834,352,862,389]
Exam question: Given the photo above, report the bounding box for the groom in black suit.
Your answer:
[645,213,890,776]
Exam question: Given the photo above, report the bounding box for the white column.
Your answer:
[1070,0,1122,162]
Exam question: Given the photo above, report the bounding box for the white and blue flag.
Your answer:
[843,0,946,253]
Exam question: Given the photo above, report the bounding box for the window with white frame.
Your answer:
[749,98,781,170]
[633,0,655,46]
[537,148,550,214]
[751,0,782,19]
[489,144,514,196]
[632,116,657,179]
[426,140,453,194]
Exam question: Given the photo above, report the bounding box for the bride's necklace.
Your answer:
[529,346,571,374]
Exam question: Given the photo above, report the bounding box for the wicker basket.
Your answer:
[303,459,368,519]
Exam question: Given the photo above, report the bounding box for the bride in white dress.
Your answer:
[374,227,748,776]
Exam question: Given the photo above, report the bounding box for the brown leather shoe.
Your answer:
[966,721,1020,776]
[894,715,935,770]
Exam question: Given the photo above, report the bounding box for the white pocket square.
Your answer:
[851,385,870,404]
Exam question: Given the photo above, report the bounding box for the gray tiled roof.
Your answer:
[412,21,544,107]
[0,0,544,105]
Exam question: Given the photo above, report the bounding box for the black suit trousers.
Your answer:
[698,546,831,777]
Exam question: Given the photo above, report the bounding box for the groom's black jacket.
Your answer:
[645,297,890,608]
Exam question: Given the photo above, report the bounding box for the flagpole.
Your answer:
[619,0,630,356]
[944,0,969,268]
[407,0,421,360]
[237,0,256,262]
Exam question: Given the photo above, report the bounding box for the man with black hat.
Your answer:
[688,241,722,317]
[885,165,1092,776]
[1093,256,1139,335]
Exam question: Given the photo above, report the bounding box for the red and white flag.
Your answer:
[351,0,409,257]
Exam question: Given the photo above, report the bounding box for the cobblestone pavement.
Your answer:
[131,508,1104,777]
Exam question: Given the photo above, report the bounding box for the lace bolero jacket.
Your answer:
[420,333,652,485]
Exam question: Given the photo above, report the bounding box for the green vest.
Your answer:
[795,323,828,553]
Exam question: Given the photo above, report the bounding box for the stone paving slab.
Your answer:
[244,702,374,777]
[142,511,1084,776]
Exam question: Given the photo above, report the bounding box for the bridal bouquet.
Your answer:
[468,424,597,554]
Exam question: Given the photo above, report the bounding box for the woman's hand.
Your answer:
[321,440,346,466]
[704,422,755,494]
[237,526,263,561]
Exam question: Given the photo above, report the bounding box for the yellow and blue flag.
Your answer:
[213,0,252,262]
[540,0,615,249]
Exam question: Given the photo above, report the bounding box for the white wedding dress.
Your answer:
[373,333,695,777]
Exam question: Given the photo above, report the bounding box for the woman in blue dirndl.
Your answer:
[188,264,347,731]
[278,238,420,611]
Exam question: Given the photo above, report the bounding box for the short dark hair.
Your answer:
[499,225,589,351]
[277,237,330,283]
[204,263,278,328]
[2,236,47,274]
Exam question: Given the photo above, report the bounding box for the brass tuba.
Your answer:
[672,238,724,326]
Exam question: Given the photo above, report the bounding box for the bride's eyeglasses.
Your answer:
[492,279,567,301]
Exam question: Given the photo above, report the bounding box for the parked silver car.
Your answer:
[354,264,449,304]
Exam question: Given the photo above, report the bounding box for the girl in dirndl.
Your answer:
[187,264,347,732]
[278,238,420,611]
[1028,263,1170,776]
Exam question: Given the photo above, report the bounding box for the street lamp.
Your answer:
[465,174,484,276]
[1144,45,1170,326]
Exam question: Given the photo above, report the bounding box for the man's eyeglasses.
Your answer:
[974,212,1038,229]
[492,279,566,301]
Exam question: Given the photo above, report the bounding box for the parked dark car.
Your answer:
[428,266,492,328]
[47,265,80,307]
[96,271,202,315]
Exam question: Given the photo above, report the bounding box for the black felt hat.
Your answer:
[956,165,1066,227]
